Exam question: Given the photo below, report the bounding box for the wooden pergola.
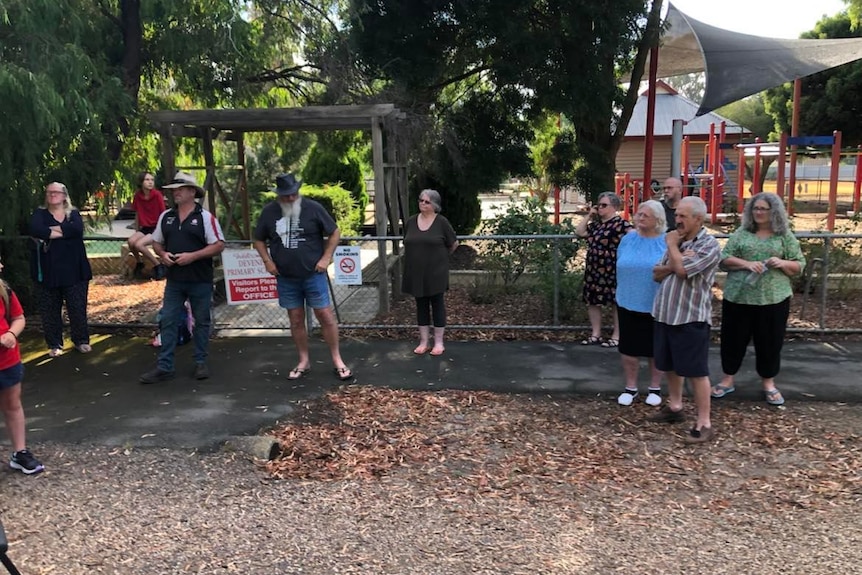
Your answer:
[148,104,408,312]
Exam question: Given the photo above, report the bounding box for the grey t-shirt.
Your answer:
[253,198,337,279]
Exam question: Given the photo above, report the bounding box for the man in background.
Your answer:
[660,177,683,232]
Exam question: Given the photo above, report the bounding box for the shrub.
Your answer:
[479,196,579,286]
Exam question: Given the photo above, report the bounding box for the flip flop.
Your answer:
[48,348,64,358]
[429,346,445,356]
[75,343,93,353]
[413,345,431,355]
[711,384,736,399]
[601,338,619,348]
[765,388,785,406]
[334,366,354,381]
[287,366,311,380]
[581,336,603,346]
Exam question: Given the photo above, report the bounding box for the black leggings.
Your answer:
[415,293,446,328]
[720,297,790,379]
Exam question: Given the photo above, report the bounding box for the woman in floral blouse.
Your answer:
[712,193,805,406]
[575,192,632,347]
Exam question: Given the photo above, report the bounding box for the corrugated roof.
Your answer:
[624,81,750,137]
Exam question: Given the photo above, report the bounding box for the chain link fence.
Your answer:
[1,232,860,334]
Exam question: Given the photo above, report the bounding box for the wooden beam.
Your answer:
[371,115,390,314]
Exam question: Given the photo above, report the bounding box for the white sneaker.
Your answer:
[645,391,662,406]
[617,390,638,406]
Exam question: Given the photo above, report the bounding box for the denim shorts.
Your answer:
[0,362,24,390]
[277,273,331,310]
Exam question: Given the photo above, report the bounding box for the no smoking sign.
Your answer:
[334,246,362,285]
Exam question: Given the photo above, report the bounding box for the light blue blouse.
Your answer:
[615,231,667,313]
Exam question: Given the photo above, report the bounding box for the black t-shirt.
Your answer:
[662,200,676,232]
[253,199,338,279]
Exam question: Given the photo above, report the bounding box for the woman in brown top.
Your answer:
[401,189,459,356]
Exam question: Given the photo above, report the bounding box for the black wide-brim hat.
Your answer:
[275,173,302,196]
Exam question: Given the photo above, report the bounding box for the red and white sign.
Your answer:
[222,249,278,305]
[334,246,362,285]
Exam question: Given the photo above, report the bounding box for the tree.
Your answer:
[716,95,778,190]
[347,0,665,202]
[764,12,862,147]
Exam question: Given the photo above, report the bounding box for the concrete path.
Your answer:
[19,336,861,451]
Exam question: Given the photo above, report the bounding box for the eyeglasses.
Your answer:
[752,206,771,212]
[418,199,432,204]
[597,203,611,208]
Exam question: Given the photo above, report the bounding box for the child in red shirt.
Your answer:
[128,171,168,280]
[0,258,44,474]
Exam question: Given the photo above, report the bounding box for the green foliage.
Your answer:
[302,131,369,214]
[348,0,652,203]
[478,197,579,287]
[765,12,862,147]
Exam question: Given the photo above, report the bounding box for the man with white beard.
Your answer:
[253,173,353,381]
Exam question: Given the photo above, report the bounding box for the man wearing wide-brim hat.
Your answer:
[140,172,225,384]
[252,173,353,382]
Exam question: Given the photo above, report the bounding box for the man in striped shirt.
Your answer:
[649,196,721,444]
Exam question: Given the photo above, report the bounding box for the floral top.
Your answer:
[721,229,806,306]
[582,215,632,306]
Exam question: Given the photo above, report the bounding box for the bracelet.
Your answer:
[5,331,17,341]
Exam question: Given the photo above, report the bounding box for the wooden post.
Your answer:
[237,131,250,239]
[371,116,390,314]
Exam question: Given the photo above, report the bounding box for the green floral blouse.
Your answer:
[721,229,806,305]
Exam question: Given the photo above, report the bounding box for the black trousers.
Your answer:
[38,280,90,349]
[415,293,446,328]
[720,297,790,379]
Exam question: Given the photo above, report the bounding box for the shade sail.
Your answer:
[652,3,862,115]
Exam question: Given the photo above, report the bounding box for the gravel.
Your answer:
[2,392,860,575]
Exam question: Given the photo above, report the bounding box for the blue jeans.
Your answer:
[158,280,213,371]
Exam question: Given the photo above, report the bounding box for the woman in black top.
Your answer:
[401,189,458,356]
[29,182,93,357]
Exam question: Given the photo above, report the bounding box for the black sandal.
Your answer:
[581,336,603,346]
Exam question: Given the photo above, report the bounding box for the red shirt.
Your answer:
[0,290,23,370]
[132,189,167,229]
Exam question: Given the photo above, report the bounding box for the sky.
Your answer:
[670,0,849,38]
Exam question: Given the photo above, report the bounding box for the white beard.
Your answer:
[280,196,302,221]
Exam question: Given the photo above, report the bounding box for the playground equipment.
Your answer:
[736,130,854,231]
[619,122,862,232]
[618,121,736,223]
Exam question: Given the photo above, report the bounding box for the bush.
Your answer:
[479,196,579,286]
[303,145,369,213]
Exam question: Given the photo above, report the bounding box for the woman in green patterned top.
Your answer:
[711,193,805,406]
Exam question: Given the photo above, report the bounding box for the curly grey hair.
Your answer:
[741,192,790,235]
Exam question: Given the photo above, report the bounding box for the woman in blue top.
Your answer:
[614,200,668,406]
